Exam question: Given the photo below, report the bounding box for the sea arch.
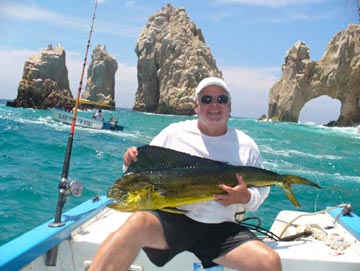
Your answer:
[299,95,341,125]
[268,25,360,127]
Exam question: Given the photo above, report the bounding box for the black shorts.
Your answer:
[143,210,259,269]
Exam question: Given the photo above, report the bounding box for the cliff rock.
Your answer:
[268,24,360,126]
[133,4,222,115]
[8,44,73,109]
[81,45,117,110]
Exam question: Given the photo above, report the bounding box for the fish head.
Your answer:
[107,178,164,212]
[107,181,141,211]
[107,191,144,212]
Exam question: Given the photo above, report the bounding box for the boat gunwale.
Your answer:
[0,196,112,271]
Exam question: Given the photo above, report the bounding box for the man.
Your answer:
[93,109,104,121]
[89,77,282,271]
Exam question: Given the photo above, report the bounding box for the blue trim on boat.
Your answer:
[327,207,360,241]
[0,195,112,271]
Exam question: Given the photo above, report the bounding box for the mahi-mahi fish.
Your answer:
[108,145,320,212]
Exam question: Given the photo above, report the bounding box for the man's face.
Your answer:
[195,85,231,131]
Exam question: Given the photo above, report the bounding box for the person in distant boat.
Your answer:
[93,109,104,121]
[89,77,282,271]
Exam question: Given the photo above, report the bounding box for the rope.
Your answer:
[238,204,352,242]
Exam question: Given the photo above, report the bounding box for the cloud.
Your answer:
[125,1,136,7]
[215,0,326,8]
[0,2,54,20]
[68,58,281,114]
[62,51,137,109]
[220,65,340,122]
[220,65,280,118]
[65,52,137,109]
[0,49,335,123]
[0,2,90,31]
[0,47,278,117]
[0,48,88,99]
[114,63,137,108]
[0,1,141,39]
[0,49,37,99]
[222,66,279,91]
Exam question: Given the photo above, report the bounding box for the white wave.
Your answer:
[297,121,360,137]
[261,146,342,160]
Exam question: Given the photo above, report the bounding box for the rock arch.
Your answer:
[299,95,341,123]
[268,24,360,126]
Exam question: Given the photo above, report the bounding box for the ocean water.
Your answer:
[1,100,360,246]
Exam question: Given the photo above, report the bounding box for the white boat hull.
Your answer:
[1,196,359,271]
[51,109,124,131]
[52,109,104,129]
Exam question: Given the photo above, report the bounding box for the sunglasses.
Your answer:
[200,95,229,105]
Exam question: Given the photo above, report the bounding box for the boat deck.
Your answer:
[1,196,358,271]
[21,205,360,271]
[266,209,360,270]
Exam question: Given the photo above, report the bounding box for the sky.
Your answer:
[0,0,359,123]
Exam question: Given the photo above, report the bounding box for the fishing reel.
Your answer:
[48,180,83,228]
[58,179,83,197]
[69,180,83,197]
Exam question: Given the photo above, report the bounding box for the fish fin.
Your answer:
[279,175,321,208]
[283,174,321,189]
[160,207,188,214]
[278,181,301,208]
[125,145,230,174]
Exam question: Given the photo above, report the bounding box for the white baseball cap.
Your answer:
[195,77,230,97]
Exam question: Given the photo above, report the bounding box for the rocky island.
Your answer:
[268,24,360,127]
[133,4,222,115]
[7,44,73,109]
[81,45,118,110]
[8,44,117,110]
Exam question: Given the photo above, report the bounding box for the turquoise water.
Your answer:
[1,100,360,246]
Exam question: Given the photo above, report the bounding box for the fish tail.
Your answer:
[279,175,321,208]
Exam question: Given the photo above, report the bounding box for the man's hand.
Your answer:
[123,147,138,167]
[213,173,251,206]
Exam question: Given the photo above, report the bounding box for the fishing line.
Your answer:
[46,0,98,266]
[313,187,320,212]
[52,0,98,226]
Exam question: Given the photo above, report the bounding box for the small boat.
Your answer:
[52,109,124,131]
[0,195,359,271]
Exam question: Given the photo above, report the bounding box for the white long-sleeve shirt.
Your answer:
[149,119,270,224]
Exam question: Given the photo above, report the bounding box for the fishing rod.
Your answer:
[46,0,98,266]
